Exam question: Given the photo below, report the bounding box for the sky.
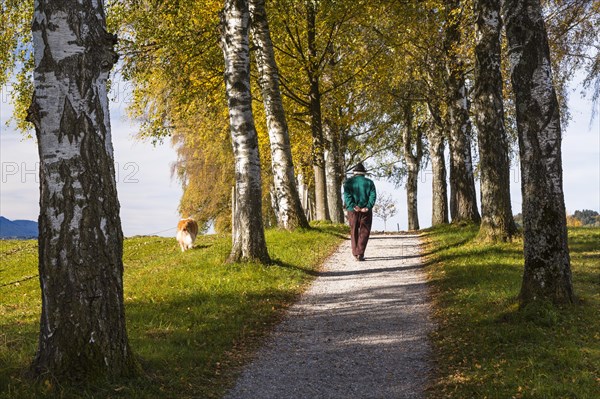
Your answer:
[0,80,182,237]
[0,77,598,236]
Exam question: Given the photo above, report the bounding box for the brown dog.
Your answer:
[176,218,199,252]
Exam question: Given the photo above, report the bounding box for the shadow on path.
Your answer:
[225,234,434,399]
[318,264,425,277]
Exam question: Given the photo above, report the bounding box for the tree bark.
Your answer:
[306,0,330,221]
[26,0,136,381]
[403,103,423,231]
[425,119,449,226]
[249,0,309,230]
[447,99,480,224]
[220,0,270,263]
[324,120,345,223]
[430,138,449,226]
[444,0,481,224]
[502,0,574,304]
[473,0,517,241]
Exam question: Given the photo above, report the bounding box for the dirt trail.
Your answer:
[225,234,434,399]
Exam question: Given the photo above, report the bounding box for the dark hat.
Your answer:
[353,162,366,174]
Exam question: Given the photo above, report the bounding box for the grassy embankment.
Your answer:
[0,224,347,398]
[424,225,600,398]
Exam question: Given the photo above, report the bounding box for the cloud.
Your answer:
[109,116,182,236]
[1,94,182,237]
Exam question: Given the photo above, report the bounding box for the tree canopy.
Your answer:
[1,0,598,233]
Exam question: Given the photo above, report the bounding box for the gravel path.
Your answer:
[225,234,434,399]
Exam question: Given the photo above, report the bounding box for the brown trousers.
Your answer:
[348,210,373,257]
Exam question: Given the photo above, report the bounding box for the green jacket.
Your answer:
[343,175,377,211]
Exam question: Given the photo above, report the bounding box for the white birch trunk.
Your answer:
[220,0,270,263]
[403,105,422,231]
[324,121,345,223]
[444,0,481,224]
[447,83,481,224]
[27,0,135,381]
[503,0,574,304]
[426,104,449,226]
[249,0,309,230]
[426,131,449,226]
[473,0,517,241]
[307,0,330,221]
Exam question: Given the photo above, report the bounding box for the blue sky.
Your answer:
[1,77,598,236]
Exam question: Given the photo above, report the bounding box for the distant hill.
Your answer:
[0,217,38,239]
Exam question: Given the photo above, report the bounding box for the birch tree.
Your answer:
[542,0,600,119]
[502,0,574,304]
[306,0,329,221]
[249,0,309,230]
[220,0,270,263]
[26,0,135,381]
[426,103,449,226]
[381,0,448,227]
[444,0,481,224]
[473,0,516,241]
[324,119,346,223]
[402,103,424,231]
[1,0,33,130]
[268,0,383,223]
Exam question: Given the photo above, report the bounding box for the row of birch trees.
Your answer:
[0,0,598,384]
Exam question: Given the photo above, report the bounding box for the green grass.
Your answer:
[0,224,347,398]
[424,225,600,399]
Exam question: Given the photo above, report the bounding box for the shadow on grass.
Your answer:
[0,289,291,398]
[426,226,600,398]
[270,259,320,276]
[418,236,476,258]
[125,288,296,395]
[191,243,213,250]
[318,230,350,240]
[307,224,350,240]
[1,232,346,398]
[421,243,523,266]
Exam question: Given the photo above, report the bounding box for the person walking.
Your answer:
[343,162,377,261]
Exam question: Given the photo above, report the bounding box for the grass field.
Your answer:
[423,225,600,398]
[0,224,347,398]
[3,224,598,398]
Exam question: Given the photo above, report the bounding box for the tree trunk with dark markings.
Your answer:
[473,0,517,241]
[221,0,271,263]
[27,0,136,381]
[444,0,481,224]
[502,0,574,304]
[306,0,330,221]
[249,0,309,230]
[403,104,423,232]
[426,125,449,226]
